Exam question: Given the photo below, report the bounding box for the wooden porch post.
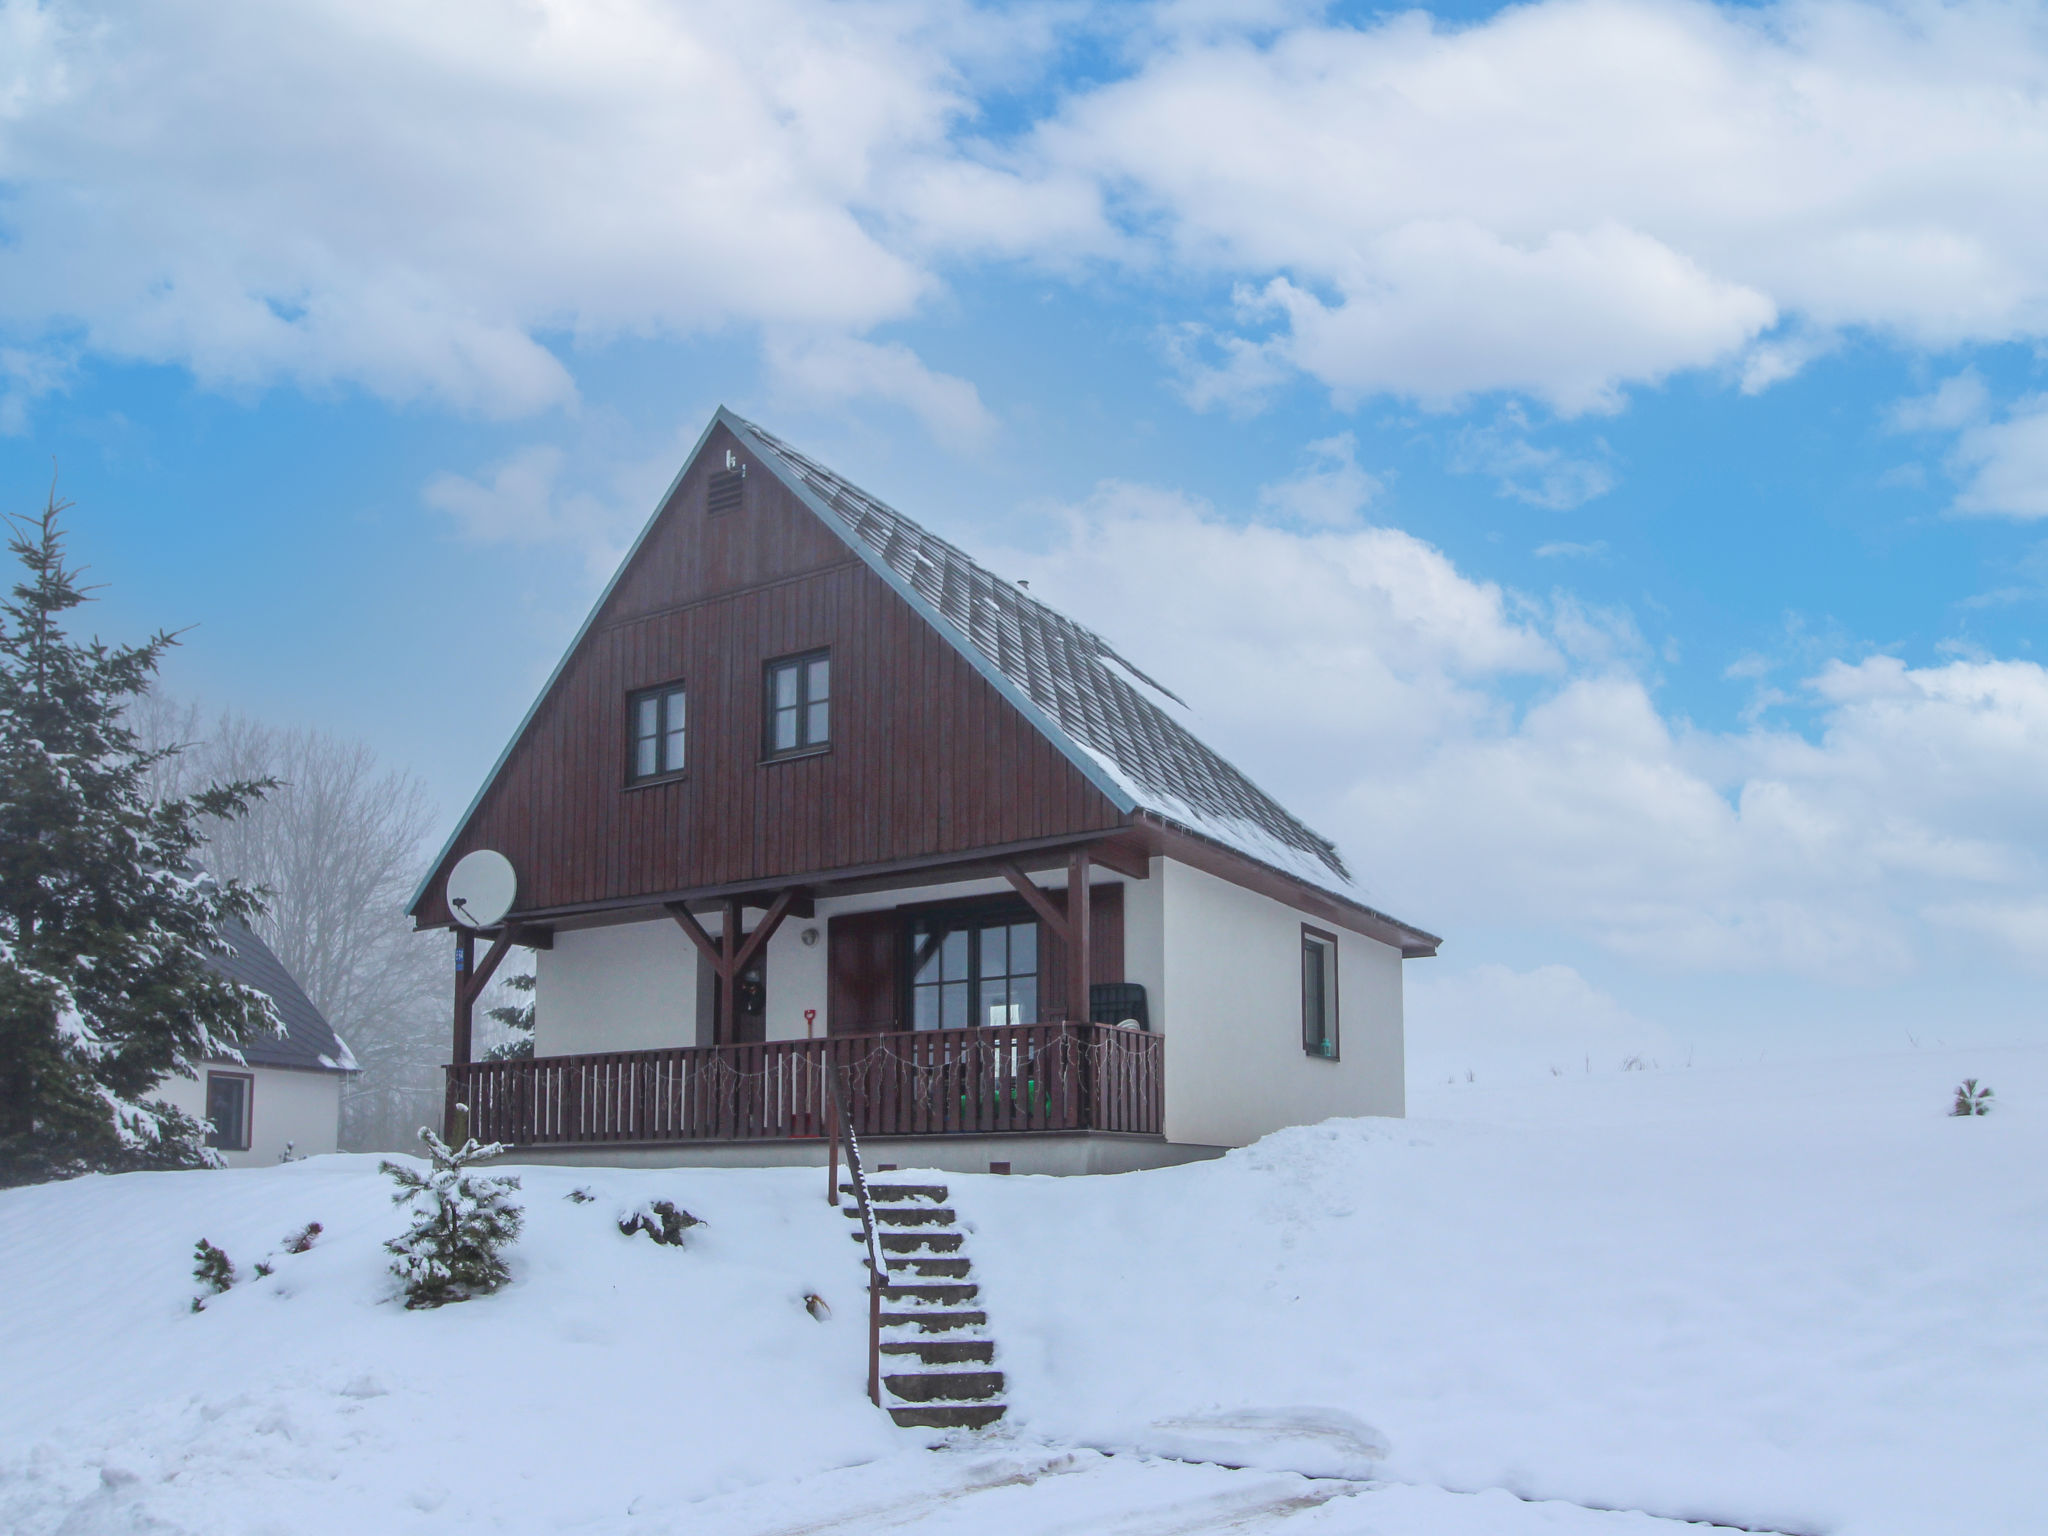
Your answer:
[719,897,742,1045]
[453,928,476,1066]
[1067,847,1092,1025]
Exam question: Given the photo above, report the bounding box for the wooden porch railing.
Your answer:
[447,1022,1162,1147]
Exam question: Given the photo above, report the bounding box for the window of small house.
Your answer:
[628,684,688,783]
[765,650,830,757]
[205,1071,252,1151]
[1302,927,1338,1060]
[910,914,1038,1030]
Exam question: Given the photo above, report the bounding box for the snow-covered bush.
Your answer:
[618,1198,700,1248]
[283,1221,322,1253]
[1951,1079,1995,1116]
[380,1126,523,1309]
[191,1239,234,1310]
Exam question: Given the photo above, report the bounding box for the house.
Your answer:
[409,410,1438,1174]
[156,921,359,1167]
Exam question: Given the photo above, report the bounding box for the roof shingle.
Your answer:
[733,416,1357,894]
[207,921,358,1074]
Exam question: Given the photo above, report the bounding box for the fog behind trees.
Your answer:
[135,696,524,1150]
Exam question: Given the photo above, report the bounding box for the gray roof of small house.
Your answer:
[207,921,358,1074]
[728,414,1356,893]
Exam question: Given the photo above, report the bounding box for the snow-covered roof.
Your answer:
[728,414,1361,898]
[206,921,358,1074]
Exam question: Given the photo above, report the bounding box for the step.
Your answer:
[842,1183,949,1204]
[883,1370,1006,1405]
[887,1403,1008,1430]
[885,1256,972,1279]
[868,1231,964,1254]
[880,1308,986,1333]
[843,1203,960,1229]
[881,1282,978,1307]
[869,1207,958,1228]
[880,1338,994,1367]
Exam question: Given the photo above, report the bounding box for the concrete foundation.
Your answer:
[485,1133,1223,1177]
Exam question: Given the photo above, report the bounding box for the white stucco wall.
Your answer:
[536,918,703,1054]
[156,1065,345,1168]
[1154,857,1404,1148]
[522,860,1405,1153]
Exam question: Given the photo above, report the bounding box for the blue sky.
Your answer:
[9,0,2048,1079]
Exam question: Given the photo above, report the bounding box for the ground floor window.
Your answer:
[205,1071,253,1151]
[910,911,1038,1030]
[1302,926,1338,1060]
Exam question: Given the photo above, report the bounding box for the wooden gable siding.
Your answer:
[416,428,1126,926]
[598,421,851,625]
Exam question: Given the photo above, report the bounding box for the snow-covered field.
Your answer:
[1,1045,2040,1535]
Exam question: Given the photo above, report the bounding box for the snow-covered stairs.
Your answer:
[842,1182,1007,1430]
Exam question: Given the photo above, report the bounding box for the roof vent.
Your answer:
[708,464,746,516]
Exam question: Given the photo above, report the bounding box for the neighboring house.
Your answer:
[410,410,1439,1174]
[157,921,359,1167]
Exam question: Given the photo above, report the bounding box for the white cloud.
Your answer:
[0,0,984,418]
[421,430,692,571]
[1001,466,2048,988]
[1889,370,1990,434]
[423,447,576,547]
[1255,433,1381,524]
[1011,0,2048,411]
[763,333,995,448]
[0,346,68,435]
[1951,396,2048,518]
[15,0,2048,429]
[1449,407,1615,509]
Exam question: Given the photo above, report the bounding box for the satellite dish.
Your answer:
[447,849,517,929]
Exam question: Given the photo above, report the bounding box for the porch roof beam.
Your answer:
[666,900,730,976]
[667,887,809,979]
[998,861,1071,944]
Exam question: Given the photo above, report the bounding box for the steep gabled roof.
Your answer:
[725,413,1358,895]
[208,921,358,1074]
[411,407,1429,940]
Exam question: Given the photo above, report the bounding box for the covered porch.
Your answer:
[442,836,1176,1163]
[446,1020,1162,1149]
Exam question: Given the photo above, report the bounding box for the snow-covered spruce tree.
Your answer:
[0,492,276,1187]
[483,970,534,1060]
[380,1125,523,1308]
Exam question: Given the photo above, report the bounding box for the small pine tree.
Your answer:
[191,1238,235,1310]
[0,491,276,1185]
[484,970,535,1060]
[1950,1079,1994,1116]
[380,1124,523,1308]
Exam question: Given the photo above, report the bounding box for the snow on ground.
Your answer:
[1,1044,2041,1534]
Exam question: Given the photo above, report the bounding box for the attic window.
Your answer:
[707,464,746,516]
[765,649,830,758]
[628,683,688,783]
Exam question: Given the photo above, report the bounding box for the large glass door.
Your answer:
[909,912,1038,1029]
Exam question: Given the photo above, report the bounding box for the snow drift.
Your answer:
[1,1045,2042,1535]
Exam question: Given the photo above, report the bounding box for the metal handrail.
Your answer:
[825,1067,884,1406]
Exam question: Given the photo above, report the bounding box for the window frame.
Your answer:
[762,648,832,761]
[900,897,1040,1033]
[1301,925,1340,1061]
[205,1070,254,1152]
[626,681,689,787]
